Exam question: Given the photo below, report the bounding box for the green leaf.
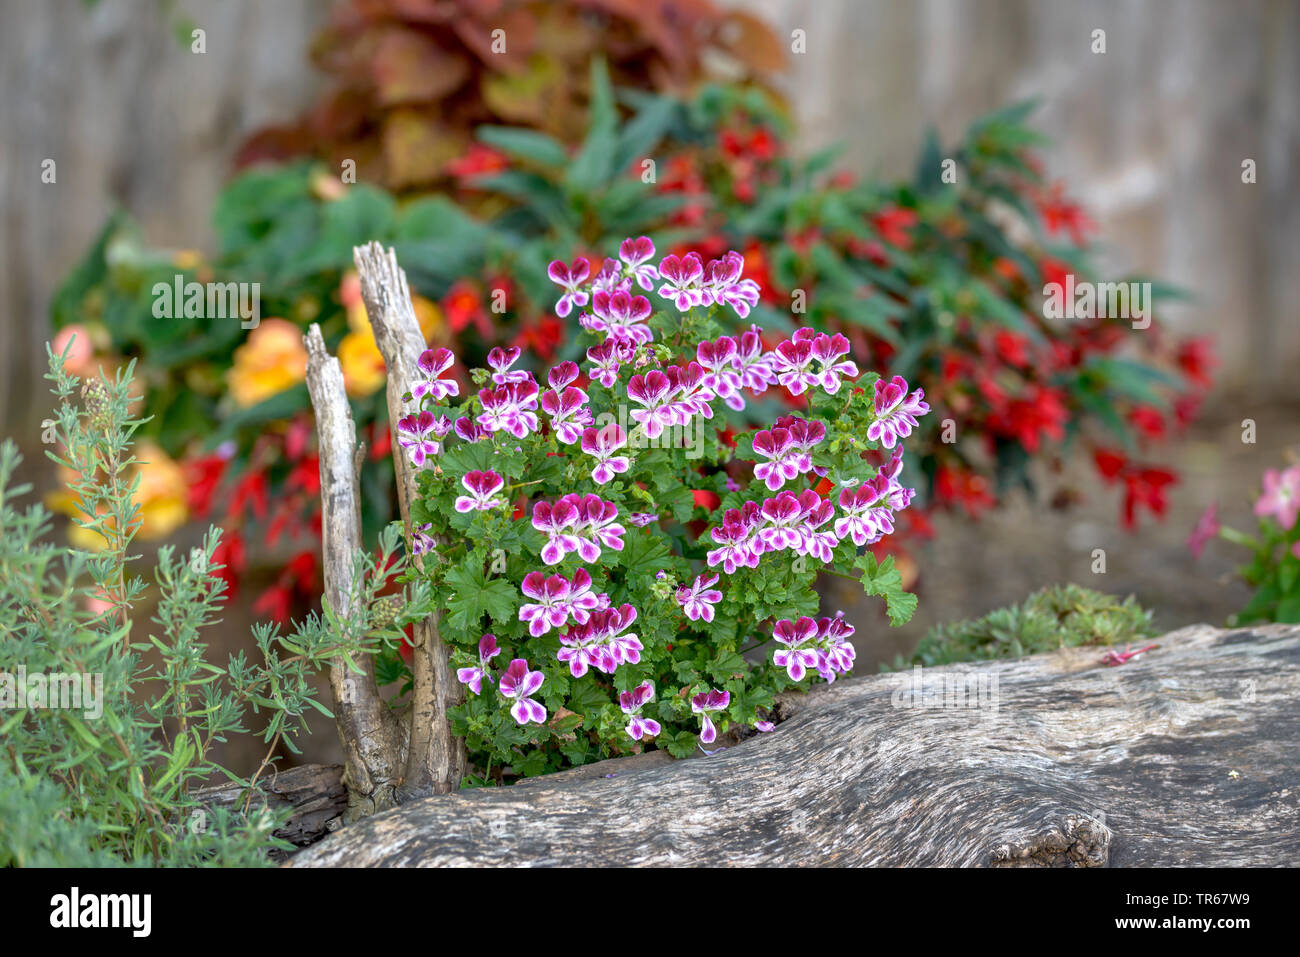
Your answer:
[564,58,618,194]
[475,125,569,167]
[854,552,918,626]
[443,561,517,636]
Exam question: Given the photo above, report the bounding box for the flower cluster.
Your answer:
[771,613,857,683]
[406,236,926,777]
[531,494,625,565]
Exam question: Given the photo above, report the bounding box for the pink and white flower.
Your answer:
[656,252,705,311]
[547,258,591,318]
[752,427,801,491]
[691,688,730,744]
[583,289,653,345]
[456,634,502,695]
[453,470,506,513]
[770,329,818,396]
[867,375,929,449]
[697,336,742,410]
[581,424,630,484]
[412,347,459,403]
[518,571,574,637]
[813,612,856,682]
[586,339,626,389]
[498,658,547,725]
[833,475,898,545]
[557,604,639,677]
[735,326,776,396]
[772,616,820,681]
[487,346,530,385]
[810,333,858,394]
[477,379,540,439]
[540,385,593,445]
[627,370,677,439]
[676,572,723,622]
[397,410,449,467]
[619,681,661,740]
[618,237,659,291]
[531,494,624,565]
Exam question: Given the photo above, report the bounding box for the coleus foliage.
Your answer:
[398,237,927,779]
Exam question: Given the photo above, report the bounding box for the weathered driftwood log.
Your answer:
[303,324,407,820]
[353,242,465,799]
[288,623,1300,867]
[195,763,347,851]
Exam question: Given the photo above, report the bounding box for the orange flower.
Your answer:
[227,318,308,407]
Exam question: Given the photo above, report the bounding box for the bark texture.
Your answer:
[288,623,1300,867]
[195,763,347,852]
[352,242,465,798]
[303,324,406,819]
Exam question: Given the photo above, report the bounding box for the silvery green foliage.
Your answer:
[0,345,423,865]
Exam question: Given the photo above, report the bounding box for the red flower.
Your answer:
[447,144,508,183]
[443,281,492,338]
[1040,257,1073,293]
[1093,448,1128,482]
[285,417,312,461]
[692,490,721,511]
[994,330,1030,368]
[935,465,995,517]
[230,469,269,521]
[1128,406,1166,441]
[871,206,918,249]
[1176,337,1217,390]
[369,422,392,461]
[286,549,318,594]
[184,453,228,518]
[398,623,416,665]
[210,531,245,602]
[1037,182,1096,245]
[287,453,321,497]
[252,583,293,625]
[1121,467,1177,530]
[512,315,563,361]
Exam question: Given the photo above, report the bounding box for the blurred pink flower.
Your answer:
[1187,502,1219,558]
[1255,466,1300,530]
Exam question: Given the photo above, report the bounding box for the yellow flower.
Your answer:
[338,329,387,398]
[227,318,308,408]
[48,444,189,550]
[336,271,445,397]
[341,270,445,343]
[132,442,189,540]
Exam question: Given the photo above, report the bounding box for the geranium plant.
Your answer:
[395,237,926,780]
[1189,459,1300,624]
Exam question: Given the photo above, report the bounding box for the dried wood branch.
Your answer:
[303,323,406,819]
[288,624,1300,867]
[352,242,464,797]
